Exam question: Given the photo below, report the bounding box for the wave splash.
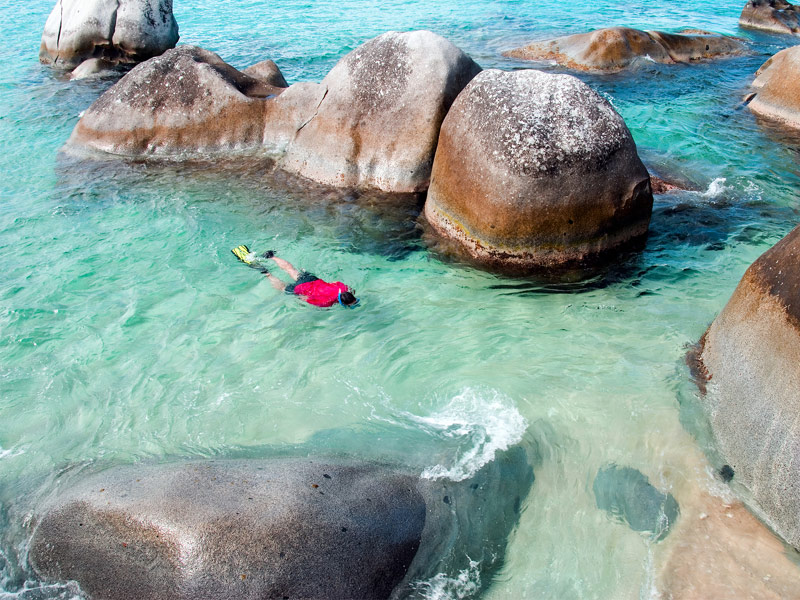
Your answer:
[413,558,481,600]
[401,388,528,482]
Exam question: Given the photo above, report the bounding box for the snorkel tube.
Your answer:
[338,290,360,308]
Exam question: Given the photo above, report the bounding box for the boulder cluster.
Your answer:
[40,0,179,74]
[31,0,800,594]
[65,30,653,272]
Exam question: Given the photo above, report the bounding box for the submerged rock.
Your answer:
[657,492,800,598]
[40,0,179,71]
[694,224,800,549]
[68,46,282,156]
[740,0,800,35]
[29,452,534,599]
[748,46,800,130]
[423,69,652,272]
[66,31,481,194]
[504,27,745,72]
[593,465,679,541]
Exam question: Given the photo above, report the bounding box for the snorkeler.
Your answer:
[231,245,360,308]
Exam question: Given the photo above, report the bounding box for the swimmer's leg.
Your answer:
[269,257,300,280]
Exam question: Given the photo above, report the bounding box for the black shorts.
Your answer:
[285,271,319,294]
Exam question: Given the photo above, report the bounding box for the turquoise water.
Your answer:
[2,0,800,597]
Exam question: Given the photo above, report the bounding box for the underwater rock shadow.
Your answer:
[53,151,426,261]
[457,188,800,297]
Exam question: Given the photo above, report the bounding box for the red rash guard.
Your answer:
[292,279,350,307]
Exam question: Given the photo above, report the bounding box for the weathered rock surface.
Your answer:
[277,30,482,192]
[29,452,534,599]
[40,0,179,71]
[748,46,800,129]
[504,27,745,72]
[67,31,481,193]
[593,465,679,541]
[68,46,282,156]
[242,59,289,89]
[740,0,800,35]
[424,69,652,272]
[695,224,800,548]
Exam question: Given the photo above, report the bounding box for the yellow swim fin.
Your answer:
[231,244,256,265]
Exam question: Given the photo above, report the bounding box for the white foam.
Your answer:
[413,559,481,600]
[702,177,727,198]
[0,446,24,461]
[404,388,528,482]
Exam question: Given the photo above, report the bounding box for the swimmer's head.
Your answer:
[339,290,359,308]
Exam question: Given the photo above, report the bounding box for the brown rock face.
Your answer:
[504,27,745,72]
[697,224,800,549]
[278,30,482,192]
[68,46,280,156]
[748,46,800,130]
[424,69,652,272]
[740,0,800,34]
[40,0,179,71]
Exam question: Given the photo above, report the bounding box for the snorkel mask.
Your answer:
[338,290,360,308]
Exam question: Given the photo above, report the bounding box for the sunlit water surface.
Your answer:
[2,0,800,598]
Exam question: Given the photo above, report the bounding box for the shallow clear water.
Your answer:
[2,0,800,598]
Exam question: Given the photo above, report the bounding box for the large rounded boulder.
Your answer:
[28,452,534,599]
[504,27,745,72]
[67,46,284,156]
[40,0,179,71]
[424,69,652,272]
[740,0,800,35]
[277,30,482,192]
[747,46,800,129]
[694,224,800,548]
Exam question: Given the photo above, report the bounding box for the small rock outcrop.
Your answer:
[67,31,481,194]
[593,465,679,541]
[504,27,746,72]
[68,46,281,156]
[747,46,800,129]
[740,0,800,35]
[28,452,534,599]
[40,0,179,71]
[694,224,800,548]
[424,69,652,272]
[242,59,289,88]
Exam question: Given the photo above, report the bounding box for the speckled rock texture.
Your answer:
[748,46,800,129]
[277,30,482,192]
[68,46,283,156]
[740,0,800,34]
[504,27,745,72]
[40,0,179,71]
[697,224,800,549]
[28,452,534,599]
[29,459,424,600]
[424,69,652,272]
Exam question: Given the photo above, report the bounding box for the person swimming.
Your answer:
[231,245,359,308]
